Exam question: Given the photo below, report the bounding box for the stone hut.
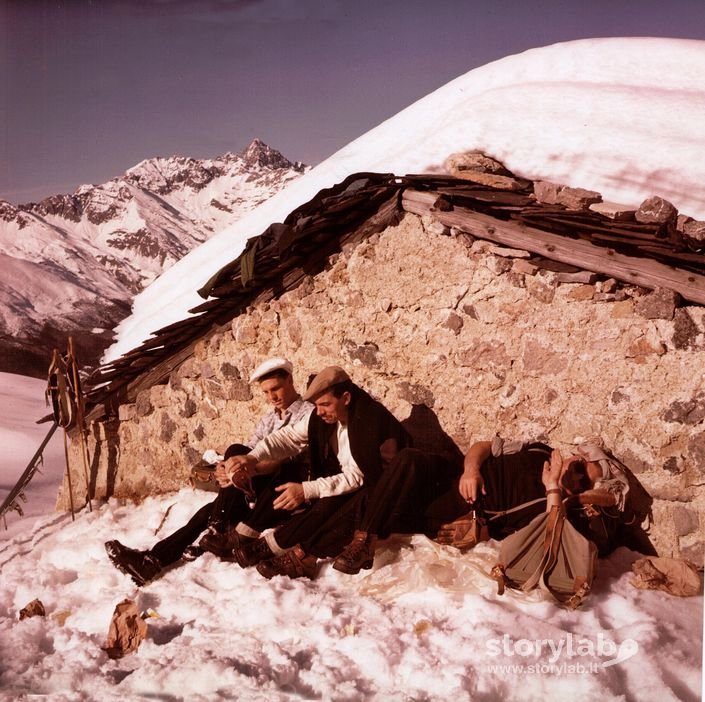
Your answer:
[61,154,705,565]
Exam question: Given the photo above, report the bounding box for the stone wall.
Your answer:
[60,212,705,563]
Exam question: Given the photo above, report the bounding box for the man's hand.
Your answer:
[460,441,491,503]
[214,454,257,488]
[272,482,305,510]
[459,470,485,503]
[214,463,232,488]
[542,448,563,490]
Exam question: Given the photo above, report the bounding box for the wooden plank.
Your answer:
[437,189,533,207]
[84,340,200,423]
[518,210,604,224]
[638,246,705,265]
[589,231,664,246]
[553,220,659,240]
[152,315,210,337]
[402,190,705,304]
[189,295,237,314]
[520,211,662,238]
[281,266,309,289]
[402,188,447,208]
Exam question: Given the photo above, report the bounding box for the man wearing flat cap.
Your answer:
[105,357,312,585]
[215,365,410,579]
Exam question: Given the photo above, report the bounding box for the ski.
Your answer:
[1,421,59,529]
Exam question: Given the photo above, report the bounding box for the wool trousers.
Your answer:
[271,491,368,558]
[150,443,253,565]
[358,448,465,538]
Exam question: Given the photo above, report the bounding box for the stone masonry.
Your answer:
[60,212,705,564]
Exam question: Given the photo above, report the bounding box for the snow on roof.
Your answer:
[85,165,705,416]
[104,37,705,363]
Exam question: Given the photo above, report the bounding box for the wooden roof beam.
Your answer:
[402,189,705,305]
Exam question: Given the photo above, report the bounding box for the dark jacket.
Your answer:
[307,383,410,484]
[480,442,551,538]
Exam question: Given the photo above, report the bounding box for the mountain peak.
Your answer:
[240,138,306,172]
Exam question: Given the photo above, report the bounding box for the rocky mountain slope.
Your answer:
[0,139,306,377]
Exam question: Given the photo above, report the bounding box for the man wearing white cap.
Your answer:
[105,357,312,585]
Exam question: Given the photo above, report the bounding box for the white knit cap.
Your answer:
[249,357,294,383]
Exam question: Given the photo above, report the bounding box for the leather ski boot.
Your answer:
[333,530,376,574]
[105,540,162,586]
[233,536,275,568]
[256,545,319,580]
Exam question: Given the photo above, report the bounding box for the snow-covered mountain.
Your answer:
[0,139,306,377]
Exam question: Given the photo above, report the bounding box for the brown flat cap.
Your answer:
[303,366,351,401]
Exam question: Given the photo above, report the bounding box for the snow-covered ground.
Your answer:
[106,37,705,361]
[2,37,704,700]
[0,373,65,540]
[0,377,702,700]
[1,487,702,700]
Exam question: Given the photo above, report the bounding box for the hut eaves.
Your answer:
[83,171,705,423]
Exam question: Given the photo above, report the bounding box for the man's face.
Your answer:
[314,390,350,424]
[259,374,297,412]
[560,456,598,494]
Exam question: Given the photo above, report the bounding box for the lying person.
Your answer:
[332,436,655,574]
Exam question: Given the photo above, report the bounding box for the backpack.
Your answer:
[490,505,598,609]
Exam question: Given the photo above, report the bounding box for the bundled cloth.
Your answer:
[575,443,631,511]
[631,557,702,597]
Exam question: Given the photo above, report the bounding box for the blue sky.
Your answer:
[2,0,704,203]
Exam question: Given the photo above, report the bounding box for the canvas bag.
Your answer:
[437,496,552,550]
[491,505,597,609]
[631,556,703,597]
[189,460,220,492]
